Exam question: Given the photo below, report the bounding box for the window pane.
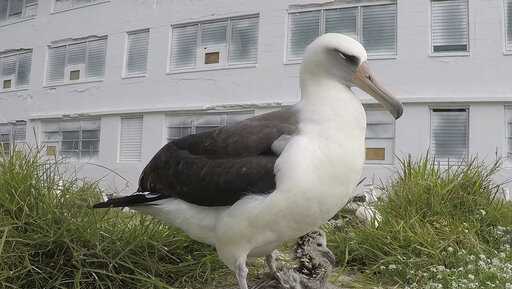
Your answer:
[507,0,512,50]
[229,16,259,64]
[324,8,358,40]
[287,11,321,60]
[431,109,468,162]
[170,25,198,69]
[362,4,397,55]
[61,140,79,150]
[168,127,192,139]
[201,21,227,47]
[86,39,106,79]
[16,52,32,87]
[47,46,66,83]
[0,0,8,22]
[81,140,98,152]
[1,55,16,78]
[366,123,394,138]
[8,0,23,18]
[54,0,71,10]
[126,29,149,75]
[119,116,143,161]
[82,129,99,139]
[67,42,86,66]
[62,131,80,140]
[431,0,469,52]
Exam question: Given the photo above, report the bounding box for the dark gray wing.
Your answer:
[93,108,298,208]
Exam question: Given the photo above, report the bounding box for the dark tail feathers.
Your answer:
[92,192,169,208]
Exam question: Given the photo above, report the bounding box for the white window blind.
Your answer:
[0,49,32,90]
[506,0,512,50]
[119,115,143,162]
[324,8,358,40]
[287,3,397,61]
[54,0,100,11]
[287,11,321,61]
[170,15,259,70]
[365,108,395,164]
[506,106,512,159]
[229,16,259,64]
[362,4,397,55]
[167,111,254,141]
[43,119,100,160]
[431,108,469,163]
[125,29,149,76]
[47,37,106,85]
[0,0,37,23]
[431,0,469,53]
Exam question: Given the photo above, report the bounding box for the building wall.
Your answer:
[1,0,511,195]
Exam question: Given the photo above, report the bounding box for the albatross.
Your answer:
[93,33,403,289]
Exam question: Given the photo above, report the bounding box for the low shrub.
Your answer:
[329,156,512,289]
[0,150,226,289]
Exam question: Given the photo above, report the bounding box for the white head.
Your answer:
[301,33,403,119]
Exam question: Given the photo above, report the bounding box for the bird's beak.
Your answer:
[352,61,403,119]
[322,248,336,266]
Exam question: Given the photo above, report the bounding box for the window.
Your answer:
[431,108,469,163]
[365,107,395,164]
[0,121,26,156]
[43,119,100,160]
[506,106,512,159]
[287,2,397,61]
[0,0,37,24]
[0,49,32,91]
[167,111,253,141]
[46,37,106,85]
[53,0,103,12]
[119,115,143,162]
[431,0,469,54]
[170,15,259,71]
[506,0,512,51]
[124,29,149,76]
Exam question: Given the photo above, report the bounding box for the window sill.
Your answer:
[50,0,110,14]
[44,79,103,88]
[285,54,397,65]
[0,87,29,94]
[121,74,147,80]
[0,16,36,28]
[364,162,394,166]
[504,50,512,56]
[167,63,257,74]
[429,51,470,58]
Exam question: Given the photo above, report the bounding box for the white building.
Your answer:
[0,0,511,195]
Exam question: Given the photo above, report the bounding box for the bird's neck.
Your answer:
[297,76,365,136]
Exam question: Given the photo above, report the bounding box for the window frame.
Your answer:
[51,0,109,14]
[504,0,512,54]
[429,0,470,57]
[168,14,259,73]
[0,49,32,92]
[429,106,470,165]
[0,0,37,26]
[364,105,396,165]
[42,118,101,161]
[285,1,398,64]
[45,36,107,87]
[122,28,150,78]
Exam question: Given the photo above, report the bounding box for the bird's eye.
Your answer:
[316,242,323,247]
[336,51,359,65]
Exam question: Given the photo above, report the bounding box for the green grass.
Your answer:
[0,150,227,289]
[328,155,512,289]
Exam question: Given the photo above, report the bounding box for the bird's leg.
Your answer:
[235,258,249,289]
